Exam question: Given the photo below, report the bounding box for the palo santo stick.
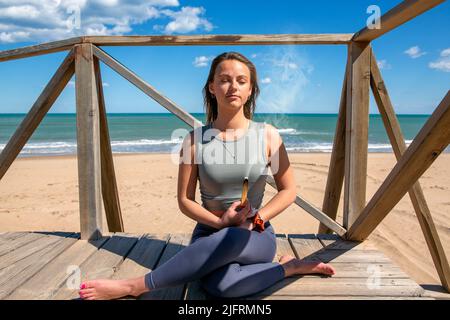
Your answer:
[240,177,249,207]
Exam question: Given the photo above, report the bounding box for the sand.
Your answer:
[0,152,449,289]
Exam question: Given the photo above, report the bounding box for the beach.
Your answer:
[0,152,448,289]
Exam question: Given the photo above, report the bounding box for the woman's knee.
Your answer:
[200,264,245,299]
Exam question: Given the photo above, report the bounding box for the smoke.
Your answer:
[256,46,313,116]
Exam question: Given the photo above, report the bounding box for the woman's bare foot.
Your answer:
[78,276,148,300]
[279,255,336,277]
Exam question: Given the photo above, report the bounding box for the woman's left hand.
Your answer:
[237,219,254,231]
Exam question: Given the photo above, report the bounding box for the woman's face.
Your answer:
[208,59,253,112]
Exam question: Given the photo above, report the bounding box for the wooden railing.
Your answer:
[0,0,448,292]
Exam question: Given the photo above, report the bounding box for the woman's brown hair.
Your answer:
[203,52,260,124]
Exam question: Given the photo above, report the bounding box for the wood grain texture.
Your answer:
[75,44,103,240]
[353,0,445,42]
[348,91,450,241]
[94,58,124,232]
[343,42,371,230]
[370,50,450,291]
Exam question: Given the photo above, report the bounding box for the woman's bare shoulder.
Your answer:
[263,123,282,160]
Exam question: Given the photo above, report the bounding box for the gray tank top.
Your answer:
[193,119,269,211]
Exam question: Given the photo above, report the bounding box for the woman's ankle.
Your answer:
[126,277,149,297]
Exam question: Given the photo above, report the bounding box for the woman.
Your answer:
[78,52,335,300]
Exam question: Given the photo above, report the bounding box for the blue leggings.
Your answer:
[144,222,285,298]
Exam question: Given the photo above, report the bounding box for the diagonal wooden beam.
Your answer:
[352,0,445,42]
[266,176,347,237]
[343,42,371,230]
[75,44,103,240]
[0,49,75,180]
[0,37,81,63]
[91,45,202,129]
[94,58,124,233]
[370,50,450,292]
[318,59,348,234]
[348,90,450,242]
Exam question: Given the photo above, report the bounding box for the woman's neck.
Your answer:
[212,110,249,132]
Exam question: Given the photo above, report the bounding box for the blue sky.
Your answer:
[0,0,448,114]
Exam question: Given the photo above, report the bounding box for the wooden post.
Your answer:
[343,42,371,230]
[348,91,450,242]
[75,44,103,240]
[318,62,348,234]
[94,57,124,232]
[0,49,75,181]
[370,50,450,292]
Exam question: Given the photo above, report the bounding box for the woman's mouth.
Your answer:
[226,95,240,100]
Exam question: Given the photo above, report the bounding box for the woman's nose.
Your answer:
[230,80,239,90]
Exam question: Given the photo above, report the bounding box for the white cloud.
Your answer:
[160,6,213,34]
[404,46,427,59]
[261,77,271,84]
[0,1,213,43]
[193,55,211,67]
[429,47,450,72]
[377,59,391,70]
[440,48,450,57]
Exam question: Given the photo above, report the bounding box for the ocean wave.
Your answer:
[277,128,330,136]
[0,138,445,157]
[0,138,183,156]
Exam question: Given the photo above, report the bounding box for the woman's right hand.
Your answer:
[220,201,250,228]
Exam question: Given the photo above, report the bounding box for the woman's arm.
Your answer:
[177,130,223,229]
[257,124,297,222]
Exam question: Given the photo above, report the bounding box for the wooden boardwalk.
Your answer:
[0,231,447,300]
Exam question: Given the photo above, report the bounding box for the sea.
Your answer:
[1,113,447,157]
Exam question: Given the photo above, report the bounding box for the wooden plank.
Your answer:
[140,234,192,300]
[0,234,78,299]
[0,233,68,269]
[252,277,424,297]
[288,234,324,261]
[317,234,378,251]
[0,232,27,242]
[94,57,124,232]
[0,232,47,257]
[85,34,353,46]
[273,234,296,262]
[7,237,108,300]
[266,176,346,236]
[52,233,138,299]
[309,249,392,264]
[112,233,171,299]
[343,42,371,229]
[348,90,450,241]
[352,0,445,42]
[370,50,450,292]
[0,49,75,181]
[313,262,409,279]
[75,44,103,240]
[319,63,348,234]
[92,45,203,130]
[0,37,80,62]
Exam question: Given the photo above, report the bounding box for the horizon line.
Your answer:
[0,112,433,116]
